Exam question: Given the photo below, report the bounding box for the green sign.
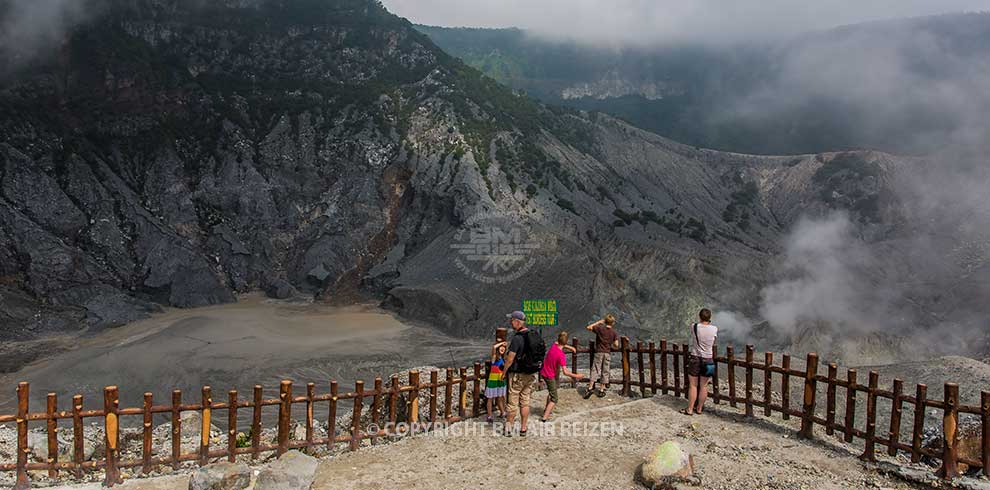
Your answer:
[523,299,558,326]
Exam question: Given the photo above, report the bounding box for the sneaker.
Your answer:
[596,390,607,398]
[519,429,527,437]
[582,388,595,399]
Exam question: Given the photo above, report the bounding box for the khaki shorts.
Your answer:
[543,376,559,403]
[506,372,537,413]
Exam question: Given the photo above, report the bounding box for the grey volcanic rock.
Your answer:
[265,278,300,300]
[255,450,319,490]
[384,285,477,337]
[189,462,252,490]
[0,0,976,366]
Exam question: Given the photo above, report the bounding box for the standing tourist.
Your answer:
[683,308,718,415]
[484,340,508,422]
[540,331,585,421]
[503,310,545,436]
[584,314,619,399]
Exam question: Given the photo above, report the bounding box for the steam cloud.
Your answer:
[759,213,879,336]
[0,0,91,67]
[723,14,990,154]
[744,154,990,360]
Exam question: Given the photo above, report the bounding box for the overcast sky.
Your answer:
[382,0,988,45]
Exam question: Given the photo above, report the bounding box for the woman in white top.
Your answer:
[682,308,718,415]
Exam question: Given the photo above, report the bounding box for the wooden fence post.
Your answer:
[843,370,857,443]
[444,368,453,420]
[227,390,238,463]
[171,390,182,469]
[763,352,773,417]
[571,338,580,388]
[15,382,29,490]
[72,394,84,479]
[860,371,879,461]
[371,378,382,444]
[660,340,669,395]
[142,393,153,473]
[825,364,837,436]
[104,386,121,487]
[781,354,791,419]
[409,370,420,430]
[200,386,212,466]
[637,341,646,397]
[672,344,681,397]
[306,383,316,449]
[648,341,657,396]
[430,370,439,424]
[798,353,818,439]
[681,343,690,400]
[46,393,57,479]
[587,339,595,384]
[888,379,904,457]
[982,391,990,477]
[472,363,482,417]
[621,337,631,397]
[711,344,720,404]
[327,381,338,450]
[910,384,926,463]
[389,376,400,430]
[726,346,736,408]
[277,380,291,456]
[350,380,364,451]
[458,367,468,419]
[251,386,262,459]
[937,382,960,479]
[744,345,754,417]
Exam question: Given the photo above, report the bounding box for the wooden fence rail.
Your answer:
[613,340,987,481]
[0,332,982,487]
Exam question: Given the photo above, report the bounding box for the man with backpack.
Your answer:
[502,310,546,436]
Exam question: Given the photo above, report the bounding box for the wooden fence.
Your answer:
[0,329,983,487]
[612,337,984,482]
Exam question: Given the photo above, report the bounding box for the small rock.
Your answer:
[27,432,50,463]
[189,461,252,490]
[638,441,698,488]
[264,278,299,300]
[255,450,319,490]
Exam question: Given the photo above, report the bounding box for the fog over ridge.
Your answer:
[383,0,988,46]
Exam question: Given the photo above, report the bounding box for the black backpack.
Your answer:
[515,330,547,374]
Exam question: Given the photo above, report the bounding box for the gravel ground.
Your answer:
[307,386,925,490]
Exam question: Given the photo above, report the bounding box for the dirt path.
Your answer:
[309,387,921,490]
[0,294,486,415]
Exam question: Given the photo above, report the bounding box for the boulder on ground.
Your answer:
[264,278,299,300]
[188,461,252,490]
[255,450,319,490]
[638,441,698,488]
[156,411,222,456]
[27,430,99,462]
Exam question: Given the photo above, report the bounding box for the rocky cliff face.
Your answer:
[0,0,968,370]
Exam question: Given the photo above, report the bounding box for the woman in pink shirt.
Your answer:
[540,331,586,422]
